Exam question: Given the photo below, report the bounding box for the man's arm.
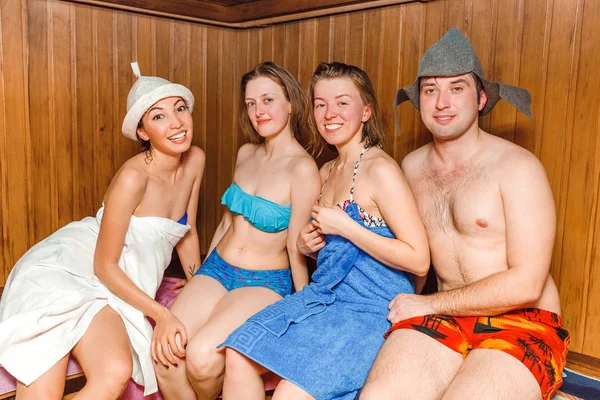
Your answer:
[389,151,556,321]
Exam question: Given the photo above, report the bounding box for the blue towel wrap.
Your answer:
[221,203,415,399]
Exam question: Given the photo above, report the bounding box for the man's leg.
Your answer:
[442,349,541,400]
[360,329,462,400]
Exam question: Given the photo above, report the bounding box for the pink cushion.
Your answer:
[0,356,83,395]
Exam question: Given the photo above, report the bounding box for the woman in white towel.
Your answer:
[0,63,204,399]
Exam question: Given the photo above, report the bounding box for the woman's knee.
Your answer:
[273,380,315,400]
[87,356,132,393]
[154,356,183,383]
[225,348,249,373]
[185,340,224,381]
[107,357,133,388]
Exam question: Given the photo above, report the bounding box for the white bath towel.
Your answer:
[0,206,190,395]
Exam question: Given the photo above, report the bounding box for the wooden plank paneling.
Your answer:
[73,3,95,218]
[115,12,136,170]
[574,0,600,357]
[258,25,273,61]
[550,0,586,352]
[379,6,401,151]
[204,26,220,246]
[331,13,348,62]
[217,28,237,212]
[0,0,30,283]
[189,23,209,248]
[297,19,317,88]
[283,22,300,78]
[94,8,116,204]
[155,19,171,79]
[1,0,599,365]
[487,0,521,143]
[315,16,331,65]
[514,0,551,157]
[347,12,364,68]
[52,1,76,228]
[272,24,286,66]
[28,0,53,243]
[394,2,424,158]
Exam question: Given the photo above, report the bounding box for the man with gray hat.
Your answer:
[360,28,569,400]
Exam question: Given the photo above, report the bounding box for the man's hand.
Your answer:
[387,293,435,323]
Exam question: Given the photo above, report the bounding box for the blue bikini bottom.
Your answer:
[194,250,292,297]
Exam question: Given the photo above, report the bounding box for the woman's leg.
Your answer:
[70,306,133,400]
[154,274,228,400]
[272,380,316,400]
[15,354,69,400]
[222,348,268,400]
[186,286,282,399]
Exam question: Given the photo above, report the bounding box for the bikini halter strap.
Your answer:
[316,143,369,203]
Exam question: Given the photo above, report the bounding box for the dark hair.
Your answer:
[307,62,385,157]
[470,72,485,104]
[239,61,307,144]
[136,120,153,163]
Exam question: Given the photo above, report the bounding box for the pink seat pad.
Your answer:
[0,353,83,395]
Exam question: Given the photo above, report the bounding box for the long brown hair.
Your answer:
[307,62,385,157]
[239,61,307,144]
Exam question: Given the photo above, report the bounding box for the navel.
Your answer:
[476,218,489,228]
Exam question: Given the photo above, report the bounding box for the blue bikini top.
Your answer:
[221,183,291,233]
[177,212,188,225]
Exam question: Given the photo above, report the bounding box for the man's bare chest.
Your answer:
[411,168,505,237]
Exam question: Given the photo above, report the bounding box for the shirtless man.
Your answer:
[360,27,570,400]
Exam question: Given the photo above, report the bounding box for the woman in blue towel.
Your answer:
[155,62,321,399]
[220,62,430,400]
[0,63,204,398]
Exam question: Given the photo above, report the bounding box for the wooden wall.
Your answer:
[0,0,599,362]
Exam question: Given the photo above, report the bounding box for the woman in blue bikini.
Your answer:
[0,63,204,398]
[220,62,430,400]
[155,61,321,399]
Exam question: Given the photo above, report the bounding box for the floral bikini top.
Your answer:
[317,144,388,228]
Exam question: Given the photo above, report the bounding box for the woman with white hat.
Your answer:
[0,62,204,399]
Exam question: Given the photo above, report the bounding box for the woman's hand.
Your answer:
[169,279,187,293]
[311,203,355,237]
[151,307,188,368]
[297,221,326,257]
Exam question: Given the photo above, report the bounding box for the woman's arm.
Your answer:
[287,157,321,291]
[176,147,205,279]
[94,167,187,367]
[206,209,233,257]
[204,143,256,258]
[312,157,430,277]
[296,161,331,259]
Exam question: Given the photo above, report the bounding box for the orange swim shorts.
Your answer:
[385,308,570,400]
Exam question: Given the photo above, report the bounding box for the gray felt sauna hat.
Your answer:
[393,27,532,135]
[122,62,195,141]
